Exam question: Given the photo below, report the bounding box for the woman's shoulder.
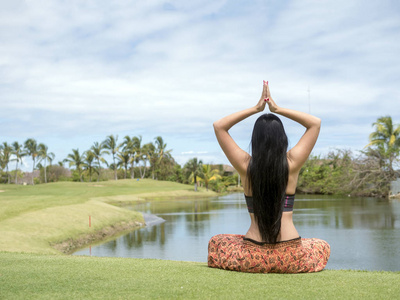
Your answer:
[286,150,304,173]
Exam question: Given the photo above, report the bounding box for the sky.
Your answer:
[1,0,400,171]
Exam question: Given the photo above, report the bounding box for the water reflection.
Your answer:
[73,193,400,271]
[294,195,398,230]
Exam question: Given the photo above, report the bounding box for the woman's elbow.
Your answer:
[213,120,221,131]
[314,117,321,130]
[213,119,230,134]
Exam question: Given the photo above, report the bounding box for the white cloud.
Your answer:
[181,151,194,154]
[1,0,399,171]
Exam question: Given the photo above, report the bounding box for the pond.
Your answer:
[73,193,400,272]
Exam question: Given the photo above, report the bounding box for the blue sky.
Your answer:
[1,0,400,171]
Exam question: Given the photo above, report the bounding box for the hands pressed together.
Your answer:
[256,80,278,113]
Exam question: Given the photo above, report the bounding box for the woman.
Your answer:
[208,81,330,273]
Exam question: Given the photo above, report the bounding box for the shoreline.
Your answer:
[60,192,212,255]
[60,213,166,255]
[52,220,145,254]
[51,188,219,255]
[0,180,218,255]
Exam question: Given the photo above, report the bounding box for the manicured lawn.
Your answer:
[0,180,216,254]
[0,179,216,221]
[0,252,399,299]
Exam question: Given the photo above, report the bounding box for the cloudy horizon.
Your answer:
[1,0,399,171]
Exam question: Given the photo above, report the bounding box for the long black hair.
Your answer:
[247,113,289,243]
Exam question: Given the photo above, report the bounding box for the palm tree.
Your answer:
[366,116,400,175]
[154,136,172,163]
[108,163,117,178]
[83,150,97,182]
[24,138,40,185]
[38,143,55,184]
[117,151,130,179]
[103,135,120,180]
[143,142,157,179]
[132,136,144,178]
[154,136,172,179]
[200,164,221,191]
[0,142,13,183]
[1,145,8,184]
[184,158,203,191]
[91,142,109,182]
[11,142,26,184]
[0,149,4,183]
[122,136,136,179]
[64,149,86,182]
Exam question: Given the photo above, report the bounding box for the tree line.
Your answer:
[1,116,399,197]
[0,135,235,192]
[297,116,400,198]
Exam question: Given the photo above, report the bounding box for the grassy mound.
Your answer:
[0,180,217,254]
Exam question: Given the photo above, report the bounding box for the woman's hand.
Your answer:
[255,81,268,112]
[264,81,279,113]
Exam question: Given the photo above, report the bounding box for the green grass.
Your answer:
[0,180,217,254]
[0,252,399,299]
[1,181,399,299]
[0,180,216,221]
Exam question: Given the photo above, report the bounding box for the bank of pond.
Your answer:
[73,193,400,272]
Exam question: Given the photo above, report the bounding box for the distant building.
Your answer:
[221,165,236,176]
[210,164,236,176]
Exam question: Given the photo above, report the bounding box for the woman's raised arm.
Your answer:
[213,83,268,175]
[265,83,321,171]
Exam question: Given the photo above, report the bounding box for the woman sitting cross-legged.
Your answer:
[208,81,330,273]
